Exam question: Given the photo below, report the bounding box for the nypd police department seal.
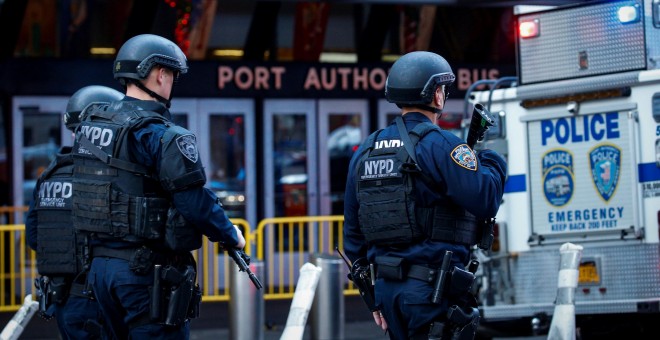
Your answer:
[542,149,574,207]
[451,144,477,171]
[589,143,621,202]
[176,134,199,163]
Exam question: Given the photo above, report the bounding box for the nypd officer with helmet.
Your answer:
[26,85,124,339]
[71,34,246,339]
[343,51,507,339]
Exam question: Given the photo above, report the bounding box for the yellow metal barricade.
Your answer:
[0,209,361,312]
[0,224,37,312]
[253,215,358,300]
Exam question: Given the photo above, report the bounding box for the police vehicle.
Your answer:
[466,0,660,336]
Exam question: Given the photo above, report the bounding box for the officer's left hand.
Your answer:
[372,310,388,332]
[234,224,246,249]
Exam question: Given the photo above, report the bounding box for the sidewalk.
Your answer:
[190,321,388,340]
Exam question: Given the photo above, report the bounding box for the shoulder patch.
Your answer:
[451,144,477,171]
[176,134,199,163]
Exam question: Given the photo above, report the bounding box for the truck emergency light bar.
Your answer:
[518,3,640,39]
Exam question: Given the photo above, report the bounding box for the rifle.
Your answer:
[466,103,498,251]
[227,248,263,290]
[466,103,496,149]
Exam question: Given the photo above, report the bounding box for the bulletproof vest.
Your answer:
[356,121,479,247]
[71,101,170,243]
[34,148,81,275]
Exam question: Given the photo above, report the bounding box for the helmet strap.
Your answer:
[133,80,172,108]
[414,104,443,115]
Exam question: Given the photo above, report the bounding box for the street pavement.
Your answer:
[190,321,389,340]
[3,296,548,339]
[4,297,386,340]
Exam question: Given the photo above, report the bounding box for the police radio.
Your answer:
[466,103,496,149]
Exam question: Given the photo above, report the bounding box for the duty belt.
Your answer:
[92,246,137,261]
[375,263,438,283]
[405,265,438,283]
[92,245,170,266]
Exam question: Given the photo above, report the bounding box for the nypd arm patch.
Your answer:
[176,134,199,163]
[451,144,478,171]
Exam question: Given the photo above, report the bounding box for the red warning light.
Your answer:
[519,19,539,39]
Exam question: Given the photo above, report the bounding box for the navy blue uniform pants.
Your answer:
[376,277,448,340]
[89,257,189,340]
[54,294,106,340]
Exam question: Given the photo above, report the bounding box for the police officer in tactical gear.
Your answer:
[343,51,507,340]
[73,34,246,340]
[26,85,124,340]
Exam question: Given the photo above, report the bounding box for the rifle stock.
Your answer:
[466,103,496,149]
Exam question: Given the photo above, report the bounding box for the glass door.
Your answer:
[197,99,256,228]
[317,99,369,216]
[263,99,317,219]
[12,97,69,210]
[171,98,256,226]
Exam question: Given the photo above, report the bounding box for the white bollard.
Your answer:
[0,295,39,340]
[547,242,583,340]
[280,262,323,340]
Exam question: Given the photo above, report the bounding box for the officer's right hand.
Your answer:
[372,310,388,332]
[234,224,246,249]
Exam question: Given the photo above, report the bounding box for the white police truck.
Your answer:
[467,0,660,336]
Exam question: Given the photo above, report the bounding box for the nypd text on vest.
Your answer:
[80,126,113,146]
[38,181,72,207]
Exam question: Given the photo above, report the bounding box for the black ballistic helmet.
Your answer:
[113,34,188,86]
[385,51,455,109]
[64,86,124,132]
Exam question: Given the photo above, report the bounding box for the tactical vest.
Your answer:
[356,120,479,247]
[35,148,81,275]
[71,102,170,244]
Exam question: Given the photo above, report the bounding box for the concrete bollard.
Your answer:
[229,259,265,340]
[547,242,583,340]
[0,295,39,340]
[310,253,345,340]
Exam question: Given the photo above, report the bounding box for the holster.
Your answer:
[35,276,70,320]
[35,277,52,319]
[150,264,201,326]
[428,267,481,340]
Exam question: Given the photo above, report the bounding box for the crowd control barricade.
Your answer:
[0,211,364,312]
[254,216,359,300]
[0,205,35,313]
